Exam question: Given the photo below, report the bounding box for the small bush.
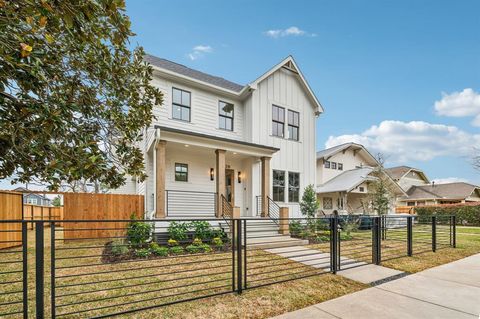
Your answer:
[169,246,184,255]
[192,238,203,246]
[211,237,223,247]
[190,221,213,240]
[168,221,189,241]
[290,221,304,236]
[110,241,129,256]
[199,243,212,253]
[185,244,203,254]
[127,214,152,248]
[340,232,353,241]
[168,239,179,246]
[150,243,168,257]
[134,248,151,258]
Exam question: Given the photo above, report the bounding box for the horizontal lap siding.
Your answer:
[0,192,23,249]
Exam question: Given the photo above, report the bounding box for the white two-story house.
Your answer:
[115,54,323,219]
[316,143,405,215]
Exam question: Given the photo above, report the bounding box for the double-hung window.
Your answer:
[288,172,300,202]
[272,170,285,202]
[219,101,234,131]
[272,105,285,137]
[172,88,191,122]
[174,163,188,182]
[288,110,299,141]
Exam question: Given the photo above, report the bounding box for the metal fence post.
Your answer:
[51,223,56,319]
[236,219,243,294]
[22,222,28,319]
[372,217,381,265]
[407,216,413,256]
[432,216,437,252]
[330,217,338,274]
[35,222,44,319]
[452,215,456,248]
[243,219,247,289]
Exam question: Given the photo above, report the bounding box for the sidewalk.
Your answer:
[272,253,480,319]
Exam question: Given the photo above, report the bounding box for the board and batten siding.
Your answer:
[150,76,245,141]
[246,67,317,217]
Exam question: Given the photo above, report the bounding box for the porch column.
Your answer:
[215,149,226,217]
[155,140,167,218]
[261,156,271,217]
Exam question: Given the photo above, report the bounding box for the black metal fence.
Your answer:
[0,215,456,318]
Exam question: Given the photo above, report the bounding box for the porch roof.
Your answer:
[155,125,279,156]
[316,167,375,193]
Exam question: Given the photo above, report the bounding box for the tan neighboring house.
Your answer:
[386,166,480,206]
[316,143,405,215]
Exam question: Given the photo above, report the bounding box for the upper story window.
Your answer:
[172,88,191,122]
[331,162,337,170]
[272,170,285,202]
[288,172,300,203]
[338,163,343,171]
[272,105,285,137]
[219,101,234,131]
[174,163,188,182]
[288,110,299,141]
[324,161,330,169]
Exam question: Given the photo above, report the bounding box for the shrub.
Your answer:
[211,237,223,247]
[150,243,168,257]
[190,221,213,240]
[415,206,480,226]
[167,239,179,246]
[169,246,184,255]
[192,238,203,246]
[168,221,189,241]
[199,243,212,253]
[289,221,304,236]
[127,214,152,248]
[110,240,129,256]
[185,244,202,254]
[134,248,151,258]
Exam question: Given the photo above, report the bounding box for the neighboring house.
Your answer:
[14,187,52,206]
[385,166,429,192]
[386,166,480,207]
[398,183,480,206]
[315,143,405,215]
[114,55,323,219]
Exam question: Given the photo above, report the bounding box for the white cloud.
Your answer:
[264,26,316,38]
[434,88,480,126]
[187,45,213,61]
[325,120,480,163]
[431,177,469,184]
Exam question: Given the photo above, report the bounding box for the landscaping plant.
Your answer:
[149,243,169,257]
[300,184,320,232]
[190,221,213,240]
[169,246,184,255]
[167,221,189,241]
[110,240,129,256]
[134,248,151,258]
[127,214,152,248]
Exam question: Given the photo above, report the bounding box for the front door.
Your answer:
[225,169,235,206]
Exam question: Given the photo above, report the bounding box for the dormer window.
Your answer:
[172,88,191,122]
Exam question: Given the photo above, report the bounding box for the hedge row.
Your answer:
[415,205,480,226]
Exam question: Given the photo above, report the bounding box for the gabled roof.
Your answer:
[144,54,324,113]
[316,142,378,166]
[13,187,50,200]
[246,56,324,113]
[144,54,244,92]
[316,167,375,193]
[403,182,480,200]
[385,166,429,183]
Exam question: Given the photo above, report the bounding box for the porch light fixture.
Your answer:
[210,168,214,181]
[238,171,242,183]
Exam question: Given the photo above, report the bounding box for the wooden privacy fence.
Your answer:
[63,193,144,240]
[24,204,64,229]
[0,191,23,249]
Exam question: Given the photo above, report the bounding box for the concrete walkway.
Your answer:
[266,246,405,284]
[272,253,480,319]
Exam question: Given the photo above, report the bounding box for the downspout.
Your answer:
[151,128,161,219]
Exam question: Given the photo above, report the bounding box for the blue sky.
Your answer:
[1,0,479,190]
[125,0,480,185]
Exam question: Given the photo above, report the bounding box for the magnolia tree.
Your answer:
[0,1,163,190]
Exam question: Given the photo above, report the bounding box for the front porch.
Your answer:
[148,126,280,219]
